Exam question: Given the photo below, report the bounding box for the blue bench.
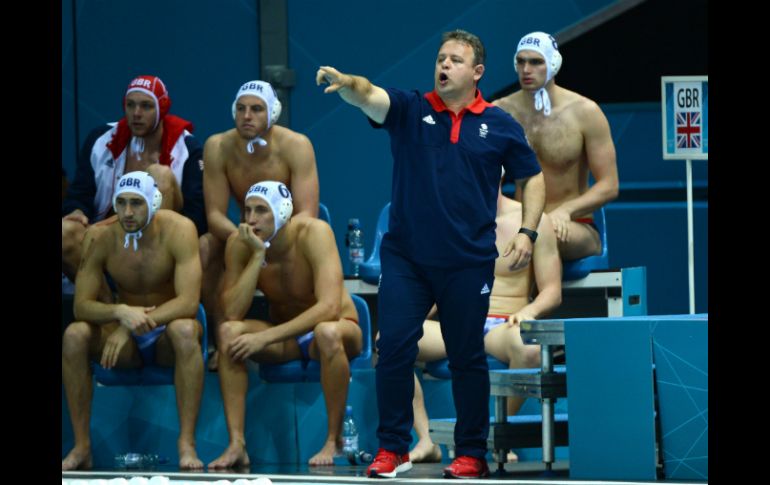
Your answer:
[562,207,609,280]
[358,202,389,285]
[359,204,610,285]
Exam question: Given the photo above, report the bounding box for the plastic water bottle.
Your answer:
[342,405,360,463]
[114,452,165,469]
[340,405,372,465]
[346,219,365,277]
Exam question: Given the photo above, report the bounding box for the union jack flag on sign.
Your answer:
[676,112,701,149]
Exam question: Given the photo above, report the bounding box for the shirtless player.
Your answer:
[494,31,618,261]
[62,171,204,470]
[200,80,320,347]
[208,181,362,468]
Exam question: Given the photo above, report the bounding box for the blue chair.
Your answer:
[91,303,209,386]
[359,202,390,285]
[561,207,609,281]
[424,355,508,380]
[259,294,373,382]
[318,202,331,226]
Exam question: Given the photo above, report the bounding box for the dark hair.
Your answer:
[441,29,486,66]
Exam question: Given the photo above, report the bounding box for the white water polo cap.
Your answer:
[515,32,562,116]
[112,171,163,250]
[232,80,283,152]
[244,181,293,245]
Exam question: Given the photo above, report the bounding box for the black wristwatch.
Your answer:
[518,227,538,243]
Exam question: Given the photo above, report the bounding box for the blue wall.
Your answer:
[604,103,708,185]
[608,202,708,315]
[61,1,706,315]
[61,0,262,181]
[602,103,708,315]
[61,0,617,251]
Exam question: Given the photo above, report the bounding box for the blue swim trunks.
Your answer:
[133,325,167,365]
[296,331,314,361]
[294,317,359,361]
[483,314,510,336]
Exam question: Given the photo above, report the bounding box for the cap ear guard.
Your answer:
[273,180,293,224]
[262,82,282,126]
[550,49,562,76]
[277,197,292,223]
[151,186,163,213]
[270,97,282,126]
[546,34,561,75]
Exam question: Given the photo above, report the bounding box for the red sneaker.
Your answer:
[443,455,490,479]
[366,448,412,478]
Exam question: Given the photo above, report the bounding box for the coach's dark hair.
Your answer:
[441,29,486,66]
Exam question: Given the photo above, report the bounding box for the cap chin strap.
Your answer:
[246,136,268,153]
[123,230,143,251]
[122,210,155,251]
[534,88,552,116]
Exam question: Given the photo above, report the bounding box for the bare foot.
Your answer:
[208,442,251,469]
[179,443,204,470]
[507,450,519,463]
[308,440,340,466]
[409,440,442,463]
[62,447,92,471]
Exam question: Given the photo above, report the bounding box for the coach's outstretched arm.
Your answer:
[316,66,391,124]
